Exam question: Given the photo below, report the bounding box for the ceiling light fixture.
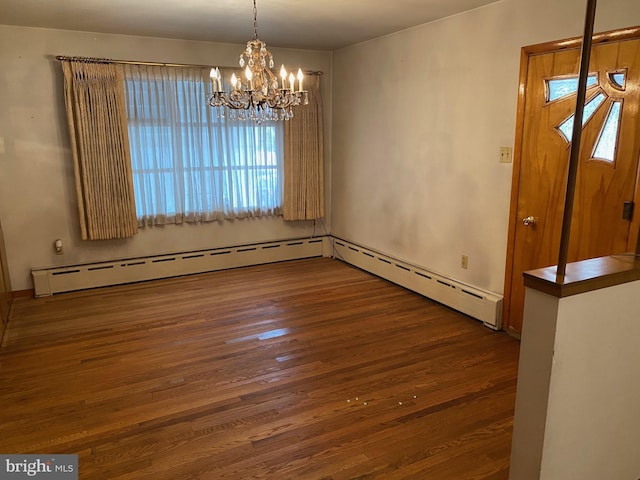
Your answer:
[208,0,309,122]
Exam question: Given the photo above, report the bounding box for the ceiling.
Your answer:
[2,0,498,51]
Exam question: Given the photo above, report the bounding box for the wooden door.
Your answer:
[504,33,640,335]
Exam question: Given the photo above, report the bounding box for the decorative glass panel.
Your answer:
[608,71,626,90]
[547,74,598,102]
[593,101,622,162]
[557,92,607,142]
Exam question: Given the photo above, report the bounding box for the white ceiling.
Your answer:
[2,0,499,51]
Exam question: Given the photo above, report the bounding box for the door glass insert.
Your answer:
[608,70,627,90]
[546,74,598,102]
[557,92,607,142]
[592,100,622,163]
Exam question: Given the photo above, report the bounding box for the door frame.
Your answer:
[0,219,12,341]
[502,25,640,335]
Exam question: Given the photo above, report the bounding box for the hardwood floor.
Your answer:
[0,258,520,479]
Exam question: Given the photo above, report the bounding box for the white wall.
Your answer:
[510,279,640,479]
[331,0,640,294]
[541,280,640,479]
[0,25,332,290]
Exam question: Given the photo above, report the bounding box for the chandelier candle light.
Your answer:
[208,0,309,122]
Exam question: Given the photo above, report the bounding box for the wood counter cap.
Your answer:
[523,255,640,298]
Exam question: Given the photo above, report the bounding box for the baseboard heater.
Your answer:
[32,237,329,297]
[30,235,501,329]
[331,238,502,330]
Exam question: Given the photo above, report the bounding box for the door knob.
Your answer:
[522,216,537,226]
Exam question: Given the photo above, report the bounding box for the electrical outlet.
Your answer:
[461,254,468,269]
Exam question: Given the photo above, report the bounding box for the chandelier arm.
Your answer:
[229,90,251,109]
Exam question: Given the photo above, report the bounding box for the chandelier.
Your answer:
[208,0,309,122]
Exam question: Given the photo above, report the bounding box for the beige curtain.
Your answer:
[62,61,138,240]
[283,74,324,220]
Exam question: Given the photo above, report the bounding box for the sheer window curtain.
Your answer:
[61,61,138,240]
[123,65,283,226]
[284,74,324,220]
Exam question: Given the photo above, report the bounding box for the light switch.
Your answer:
[500,146,513,163]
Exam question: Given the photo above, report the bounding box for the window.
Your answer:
[545,74,598,102]
[557,92,606,142]
[123,65,283,225]
[592,100,622,163]
[608,70,627,90]
[548,69,628,165]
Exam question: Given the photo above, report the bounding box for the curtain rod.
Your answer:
[54,55,323,76]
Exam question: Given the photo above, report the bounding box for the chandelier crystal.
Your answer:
[208,0,309,122]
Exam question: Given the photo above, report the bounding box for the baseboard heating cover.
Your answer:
[32,237,329,297]
[332,238,502,330]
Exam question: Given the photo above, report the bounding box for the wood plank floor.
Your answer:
[0,258,520,479]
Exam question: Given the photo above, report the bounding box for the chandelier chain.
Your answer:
[253,0,258,40]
